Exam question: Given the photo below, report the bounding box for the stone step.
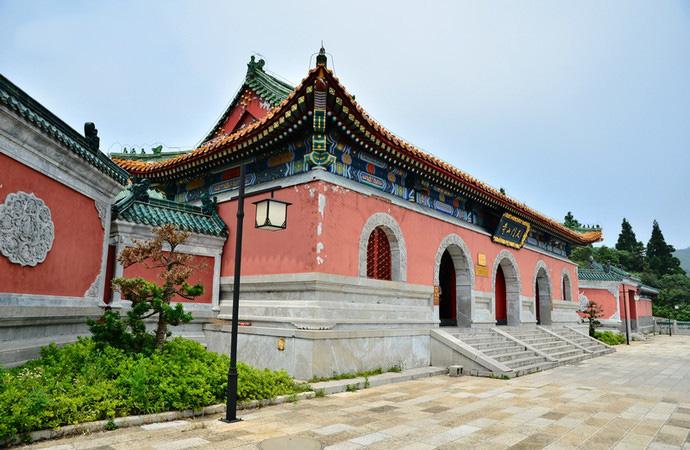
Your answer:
[518,336,562,344]
[529,341,570,351]
[513,360,556,375]
[482,345,528,357]
[509,331,550,338]
[455,334,508,343]
[549,348,585,360]
[505,355,549,369]
[471,342,523,352]
[493,350,539,363]
[535,343,580,355]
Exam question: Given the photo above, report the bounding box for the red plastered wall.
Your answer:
[0,153,103,297]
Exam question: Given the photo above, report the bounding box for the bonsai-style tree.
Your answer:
[581,300,604,337]
[89,224,203,352]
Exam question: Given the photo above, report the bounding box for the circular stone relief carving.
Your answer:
[0,192,55,266]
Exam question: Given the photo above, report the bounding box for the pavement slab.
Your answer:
[18,335,690,450]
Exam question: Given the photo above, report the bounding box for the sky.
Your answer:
[1,0,689,249]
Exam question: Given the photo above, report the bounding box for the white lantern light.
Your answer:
[253,196,291,231]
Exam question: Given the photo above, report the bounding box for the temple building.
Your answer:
[112,50,609,378]
[1,50,613,377]
[578,261,657,335]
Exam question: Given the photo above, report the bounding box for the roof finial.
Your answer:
[247,55,265,77]
[316,43,327,68]
[84,122,99,153]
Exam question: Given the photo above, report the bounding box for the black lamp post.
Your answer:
[222,164,290,423]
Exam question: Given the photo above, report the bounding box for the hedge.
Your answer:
[0,338,308,442]
[594,330,626,345]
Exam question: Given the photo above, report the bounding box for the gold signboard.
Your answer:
[492,213,531,249]
[475,265,489,277]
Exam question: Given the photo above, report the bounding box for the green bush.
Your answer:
[594,330,626,345]
[0,338,307,443]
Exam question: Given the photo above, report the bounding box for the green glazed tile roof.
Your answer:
[578,261,658,294]
[114,190,227,237]
[110,145,190,163]
[245,60,293,106]
[578,261,638,282]
[0,73,130,185]
[201,56,293,143]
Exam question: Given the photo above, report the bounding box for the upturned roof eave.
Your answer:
[200,59,294,145]
[113,65,600,246]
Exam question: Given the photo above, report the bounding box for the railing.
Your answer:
[677,321,690,335]
[652,317,690,335]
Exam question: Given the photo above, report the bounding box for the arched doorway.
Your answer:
[535,267,552,325]
[433,234,474,327]
[561,271,572,301]
[439,250,456,326]
[496,266,508,325]
[493,251,521,326]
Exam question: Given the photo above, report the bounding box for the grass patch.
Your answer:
[594,330,626,345]
[0,337,309,443]
[308,365,402,383]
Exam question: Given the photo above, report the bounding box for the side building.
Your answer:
[114,50,604,379]
[578,261,657,335]
[0,74,128,366]
[0,74,226,367]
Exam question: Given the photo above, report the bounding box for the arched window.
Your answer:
[358,213,406,281]
[562,272,572,301]
[367,227,392,280]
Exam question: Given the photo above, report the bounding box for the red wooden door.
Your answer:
[628,289,638,330]
[439,251,457,326]
[495,266,507,325]
[535,280,541,324]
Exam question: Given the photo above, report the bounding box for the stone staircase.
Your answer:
[430,325,616,378]
[547,326,615,356]
[447,328,555,377]
[500,326,589,364]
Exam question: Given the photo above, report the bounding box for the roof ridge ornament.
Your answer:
[200,191,219,216]
[84,122,100,153]
[130,178,151,201]
[246,55,266,78]
[316,44,327,68]
[305,47,335,170]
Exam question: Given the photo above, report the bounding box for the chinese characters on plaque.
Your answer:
[492,213,531,249]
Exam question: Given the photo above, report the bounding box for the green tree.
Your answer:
[647,220,683,277]
[570,245,593,266]
[592,246,622,267]
[89,225,202,352]
[564,211,581,230]
[615,218,645,272]
[657,274,690,310]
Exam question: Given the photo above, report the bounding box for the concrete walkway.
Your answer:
[22,335,690,450]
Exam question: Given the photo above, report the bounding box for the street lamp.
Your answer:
[222,164,289,423]
[253,194,291,230]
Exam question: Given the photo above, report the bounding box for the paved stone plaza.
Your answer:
[22,336,690,450]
